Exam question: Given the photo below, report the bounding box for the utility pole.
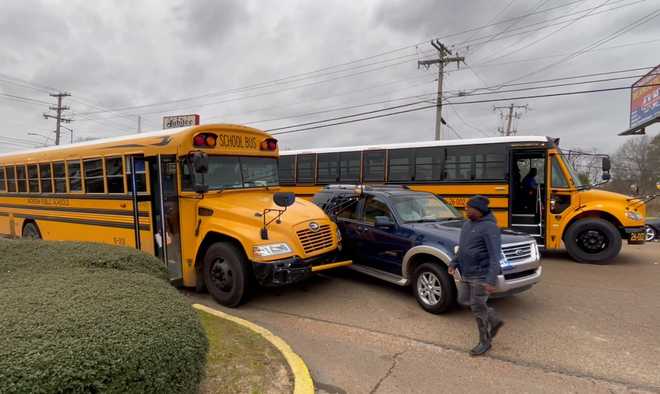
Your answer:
[137,115,142,133]
[493,103,528,136]
[43,92,72,145]
[418,39,464,140]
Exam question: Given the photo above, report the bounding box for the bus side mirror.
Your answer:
[191,151,209,174]
[273,192,295,208]
[187,152,209,194]
[602,172,611,181]
[602,157,611,172]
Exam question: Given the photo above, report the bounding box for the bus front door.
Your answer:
[149,155,184,286]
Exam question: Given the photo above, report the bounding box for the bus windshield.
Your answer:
[558,151,587,188]
[391,194,461,223]
[203,156,279,190]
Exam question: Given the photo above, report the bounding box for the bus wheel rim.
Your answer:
[646,226,656,241]
[417,271,442,306]
[577,229,607,253]
[210,258,233,292]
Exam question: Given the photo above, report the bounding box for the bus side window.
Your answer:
[105,157,125,194]
[27,164,39,193]
[0,166,5,192]
[317,153,339,184]
[474,144,506,181]
[296,154,316,184]
[363,150,385,182]
[7,166,17,193]
[388,148,414,182]
[339,151,361,183]
[551,156,569,188]
[39,163,53,193]
[16,165,27,193]
[84,159,105,193]
[67,161,83,192]
[127,158,147,193]
[278,156,296,185]
[444,147,473,181]
[415,147,444,182]
[53,162,67,193]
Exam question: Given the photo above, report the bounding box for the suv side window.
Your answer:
[364,196,392,224]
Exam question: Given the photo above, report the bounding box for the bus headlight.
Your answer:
[253,243,292,257]
[336,228,342,242]
[625,211,642,221]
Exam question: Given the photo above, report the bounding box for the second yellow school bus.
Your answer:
[0,124,350,306]
[278,136,647,263]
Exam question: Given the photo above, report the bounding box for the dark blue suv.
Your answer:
[314,185,542,314]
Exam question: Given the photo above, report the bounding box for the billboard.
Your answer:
[630,65,660,129]
[163,114,200,129]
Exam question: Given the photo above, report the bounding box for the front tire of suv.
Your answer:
[412,262,456,314]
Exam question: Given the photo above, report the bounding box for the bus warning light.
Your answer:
[260,138,278,151]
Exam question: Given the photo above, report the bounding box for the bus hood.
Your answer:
[198,189,331,227]
[577,188,644,212]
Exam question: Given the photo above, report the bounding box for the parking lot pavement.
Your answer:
[186,243,660,393]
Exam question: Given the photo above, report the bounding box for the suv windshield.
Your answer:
[391,194,461,223]
[184,156,278,190]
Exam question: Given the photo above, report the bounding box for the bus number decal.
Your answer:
[217,134,257,150]
[113,237,127,246]
[444,197,468,207]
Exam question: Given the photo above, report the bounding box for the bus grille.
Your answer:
[501,243,534,262]
[297,224,333,255]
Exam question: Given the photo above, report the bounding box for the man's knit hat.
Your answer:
[467,195,490,215]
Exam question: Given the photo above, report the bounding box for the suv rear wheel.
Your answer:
[412,262,456,314]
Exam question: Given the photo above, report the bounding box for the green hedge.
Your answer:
[0,240,208,394]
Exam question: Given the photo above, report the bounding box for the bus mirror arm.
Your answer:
[260,207,287,240]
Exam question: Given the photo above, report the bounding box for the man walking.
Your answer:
[448,195,504,356]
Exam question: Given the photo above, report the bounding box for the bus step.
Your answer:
[511,215,538,225]
[511,225,543,237]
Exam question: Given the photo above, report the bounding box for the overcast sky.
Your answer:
[1,0,658,154]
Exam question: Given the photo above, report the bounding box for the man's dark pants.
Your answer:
[457,279,500,328]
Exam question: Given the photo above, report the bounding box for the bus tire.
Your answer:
[203,243,249,307]
[412,262,456,314]
[564,218,621,264]
[22,221,42,239]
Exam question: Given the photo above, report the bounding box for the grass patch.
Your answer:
[0,239,207,394]
[197,309,292,394]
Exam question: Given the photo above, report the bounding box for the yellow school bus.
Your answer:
[0,124,350,306]
[278,136,647,263]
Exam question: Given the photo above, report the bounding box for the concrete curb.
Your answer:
[192,303,314,394]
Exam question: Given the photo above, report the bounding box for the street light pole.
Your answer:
[27,132,53,147]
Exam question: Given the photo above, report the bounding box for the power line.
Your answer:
[494,7,660,87]
[268,83,660,136]
[249,67,655,129]
[476,0,613,65]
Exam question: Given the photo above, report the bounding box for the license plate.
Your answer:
[629,231,646,244]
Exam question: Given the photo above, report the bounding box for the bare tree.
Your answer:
[608,135,660,196]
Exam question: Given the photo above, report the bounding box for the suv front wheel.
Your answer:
[412,262,456,314]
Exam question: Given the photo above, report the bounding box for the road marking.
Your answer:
[193,303,315,394]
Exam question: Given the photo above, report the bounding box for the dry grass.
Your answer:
[197,310,292,394]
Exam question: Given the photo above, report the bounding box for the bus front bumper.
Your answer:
[624,226,646,245]
[253,251,352,286]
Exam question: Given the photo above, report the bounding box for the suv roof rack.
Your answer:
[323,184,410,191]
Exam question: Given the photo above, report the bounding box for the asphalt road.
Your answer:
[186,242,660,394]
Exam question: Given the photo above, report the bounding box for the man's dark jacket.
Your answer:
[449,212,502,285]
